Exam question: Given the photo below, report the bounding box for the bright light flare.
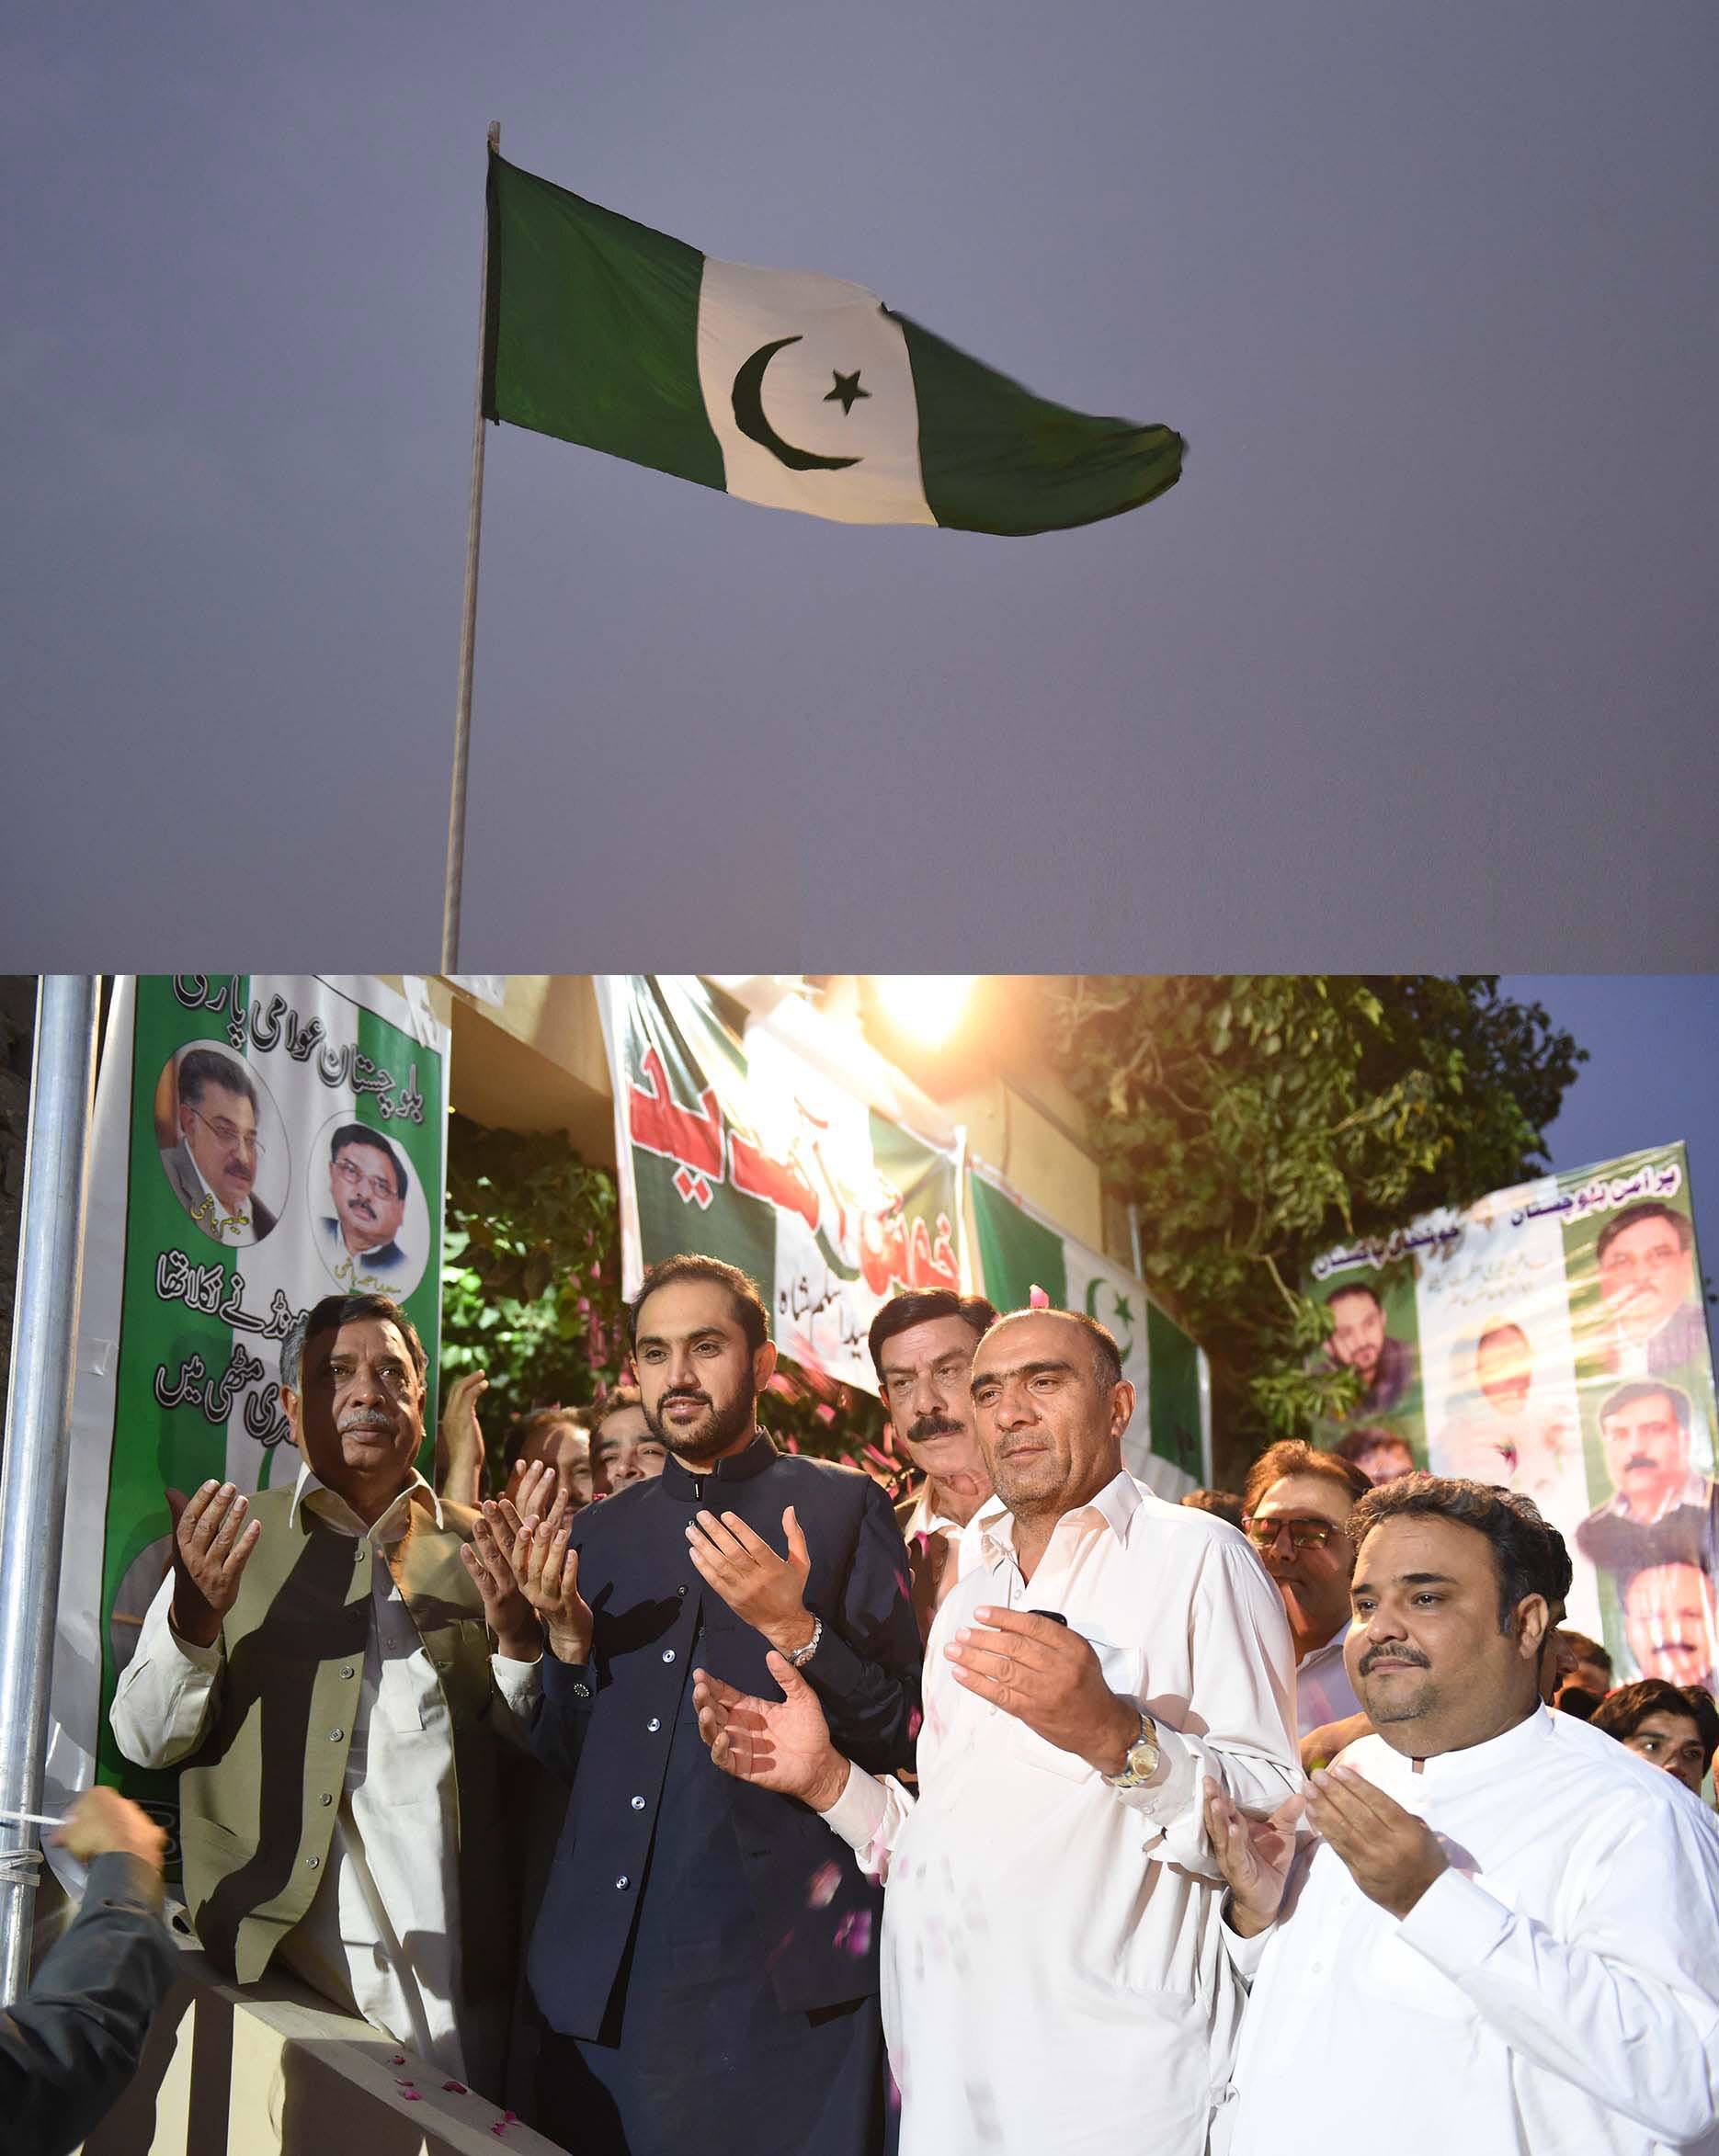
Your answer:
[872,976,975,1047]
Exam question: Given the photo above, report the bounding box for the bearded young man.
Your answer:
[490,1254,920,2156]
[1207,1474,1719,2155]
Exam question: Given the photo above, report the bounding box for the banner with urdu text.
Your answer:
[1308,1142,1716,1682]
[47,975,448,1838]
[969,1163,1209,1498]
[598,977,963,1396]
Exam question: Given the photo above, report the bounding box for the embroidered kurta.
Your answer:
[824,1472,1299,2155]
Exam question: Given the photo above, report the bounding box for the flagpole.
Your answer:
[442,119,500,975]
[0,977,100,2003]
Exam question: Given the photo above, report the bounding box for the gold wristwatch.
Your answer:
[1102,1708,1161,1789]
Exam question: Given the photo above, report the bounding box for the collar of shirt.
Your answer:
[975,1468,1142,1566]
[1603,1469,1713,1528]
[290,1457,443,1543]
[906,1483,967,1540]
[658,1431,778,1505]
[1297,1620,1351,1677]
[1360,1699,1548,1793]
[186,1147,253,1235]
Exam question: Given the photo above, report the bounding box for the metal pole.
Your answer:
[1127,1201,1145,1284]
[441,119,501,975]
[0,976,100,2002]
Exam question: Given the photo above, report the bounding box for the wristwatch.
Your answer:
[785,1615,824,1669]
[1102,1708,1161,1790]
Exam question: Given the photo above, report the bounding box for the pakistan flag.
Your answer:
[970,1166,1206,1492]
[484,153,1185,537]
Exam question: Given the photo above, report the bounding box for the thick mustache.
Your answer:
[339,1410,393,1432]
[1623,1456,1661,1472]
[664,1391,711,1407]
[908,1415,964,1442]
[1360,1646,1429,1674]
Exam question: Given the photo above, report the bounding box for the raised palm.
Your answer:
[692,1653,843,1807]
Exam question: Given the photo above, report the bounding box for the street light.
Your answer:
[871,976,975,1048]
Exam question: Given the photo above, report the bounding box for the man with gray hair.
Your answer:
[111,1292,542,2092]
[159,1047,277,1243]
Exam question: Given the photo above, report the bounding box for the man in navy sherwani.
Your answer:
[491,1254,921,2156]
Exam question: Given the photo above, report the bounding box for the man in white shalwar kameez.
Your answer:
[1207,1473,1719,2156]
[693,1307,1300,2156]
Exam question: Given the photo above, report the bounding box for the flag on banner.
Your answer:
[969,1163,1208,1495]
[1307,1141,1718,1680]
[47,975,449,1845]
[484,153,1185,536]
[597,977,964,1394]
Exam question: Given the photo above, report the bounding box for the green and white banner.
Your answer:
[969,1163,1210,1498]
[484,153,1185,537]
[47,975,448,1828]
[598,977,963,1395]
[1309,1142,1717,1680]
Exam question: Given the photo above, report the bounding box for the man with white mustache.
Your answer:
[112,1293,543,2091]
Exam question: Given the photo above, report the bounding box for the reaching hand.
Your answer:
[55,1787,168,1877]
[944,1606,1142,1774]
[691,1652,849,1810]
[1304,1764,1447,1919]
[167,1481,261,1649]
[438,1369,488,1506]
[685,1505,814,1658]
[1203,1776,1305,1935]
[491,1462,592,1664]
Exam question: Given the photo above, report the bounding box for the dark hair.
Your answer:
[1599,1379,1692,1434]
[1591,1678,1719,1772]
[279,1293,427,1392]
[1348,1472,1573,1632]
[1333,1425,1414,1471]
[1326,1282,1382,1315]
[176,1048,257,1112]
[981,1306,1124,1390]
[1561,1629,1612,1677]
[513,1406,588,1466]
[1596,1202,1693,1264]
[629,1254,770,1357]
[868,1290,998,1385]
[1556,1686,1603,1722]
[1243,1439,1372,1516]
[329,1121,408,1200]
[593,1383,643,1422]
[1180,1488,1245,1528]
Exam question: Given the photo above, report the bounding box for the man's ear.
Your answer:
[1109,1378,1137,1445]
[177,1102,196,1139]
[753,1340,779,1397]
[1515,1593,1552,1664]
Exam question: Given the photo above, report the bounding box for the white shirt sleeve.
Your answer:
[822,1761,916,1883]
[1117,1538,1301,1876]
[1397,1806,1719,2145]
[108,1572,224,1768]
[487,1649,543,1738]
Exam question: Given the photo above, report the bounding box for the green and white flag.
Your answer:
[484,153,1184,537]
[970,1163,1209,1496]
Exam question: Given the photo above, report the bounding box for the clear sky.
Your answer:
[1504,973,1719,1358]
[5,4,1715,970]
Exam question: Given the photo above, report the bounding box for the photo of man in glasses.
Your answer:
[318,1122,416,1292]
[1241,1440,1373,1736]
[158,1047,279,1245]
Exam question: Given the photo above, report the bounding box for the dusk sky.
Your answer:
[5,5,1715,970]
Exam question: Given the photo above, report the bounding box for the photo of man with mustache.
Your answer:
[158,1047,278,1245]
[1575,1381,1719,1639]
[318,1122,416,1292]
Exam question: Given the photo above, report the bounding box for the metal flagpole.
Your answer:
[441,119,501,974]
[0,976,100,2003]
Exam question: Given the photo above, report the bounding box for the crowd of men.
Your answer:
[12,1257,1719,2156]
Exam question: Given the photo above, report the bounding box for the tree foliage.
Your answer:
[1042,977,1586,1454]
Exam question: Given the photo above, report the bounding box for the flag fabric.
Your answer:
[969,1162,1208,1493]
[483,153,1184,536]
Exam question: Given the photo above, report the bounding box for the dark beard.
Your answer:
[643,1385,757,1464]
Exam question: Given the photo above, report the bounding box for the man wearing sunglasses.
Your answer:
[1242,1441,1372,1739]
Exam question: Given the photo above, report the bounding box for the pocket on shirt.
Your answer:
[1005,1714,1097,1784]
